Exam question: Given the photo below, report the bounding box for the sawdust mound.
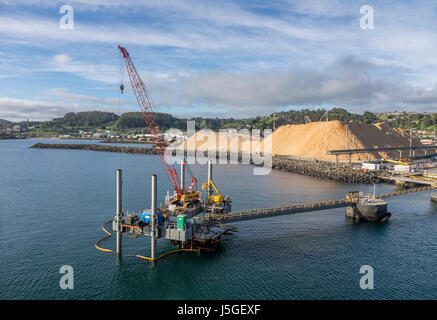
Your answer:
[176,130,262,153]
[177,121,420,161]
[265,120,420,161]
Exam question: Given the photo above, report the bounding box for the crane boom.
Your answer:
[118,45,182,196]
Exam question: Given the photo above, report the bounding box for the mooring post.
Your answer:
[207,160,213,196]
[151,174,157,260]
[180,159,185,192]
[116,169,123,255]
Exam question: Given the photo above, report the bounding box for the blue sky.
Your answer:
[0,0,437,121]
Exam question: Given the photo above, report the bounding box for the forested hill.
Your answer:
[117,112,187,131]
[108,108,437,131]
[45,111,119,128]
[5,108,437,132]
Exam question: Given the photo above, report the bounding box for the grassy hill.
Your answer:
[0,119,12,128]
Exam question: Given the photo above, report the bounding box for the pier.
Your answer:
[378,175,437,188]
[209,199,350,223]
[208,185,434,223]
[327,145,437,165]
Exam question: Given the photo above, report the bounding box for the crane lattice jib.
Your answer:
[118,45,181,196]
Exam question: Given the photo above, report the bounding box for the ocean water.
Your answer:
[0,139,436,300]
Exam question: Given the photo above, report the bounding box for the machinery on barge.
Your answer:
[114,161,234,253]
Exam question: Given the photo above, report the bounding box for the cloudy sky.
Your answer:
[0,0,437,121]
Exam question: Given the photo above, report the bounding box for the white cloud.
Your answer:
[1,0,437,118]
[53,54,71,65]
[0,97,96,121]
[46,88,137,107]
[0,87,141,121]
[38,55,117,84]
[146,58,437,116]
[1,57,437,122]
[0,14,191,49]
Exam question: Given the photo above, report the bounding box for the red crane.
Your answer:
[118,45,183,196]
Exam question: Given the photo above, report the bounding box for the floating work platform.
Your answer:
[96,164,436,262]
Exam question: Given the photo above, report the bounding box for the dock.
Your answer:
[378,175,437,188]
[327,145,437,165]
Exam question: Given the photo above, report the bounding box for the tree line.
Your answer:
[26,109,437,132]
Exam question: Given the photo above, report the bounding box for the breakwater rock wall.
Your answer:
[31,143,380,184]
[272,158,380,184]
[31,143,158,155]
[100,138,154,144]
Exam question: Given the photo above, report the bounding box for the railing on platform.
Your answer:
[212,198,352,222]
[212,185,436,223]
[377,185,434,199]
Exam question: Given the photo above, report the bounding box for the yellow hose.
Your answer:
[136,248,200,261]
[95,220,200,261]
[95,220,114,253]
[220,223,237,229]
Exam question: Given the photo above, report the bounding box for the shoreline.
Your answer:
[30,142,381,184]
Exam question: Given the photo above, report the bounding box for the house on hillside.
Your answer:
[5,124,23,133]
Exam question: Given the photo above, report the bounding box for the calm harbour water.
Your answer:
[0,139,436,299]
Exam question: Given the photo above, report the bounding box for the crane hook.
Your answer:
[120,84,124,94]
